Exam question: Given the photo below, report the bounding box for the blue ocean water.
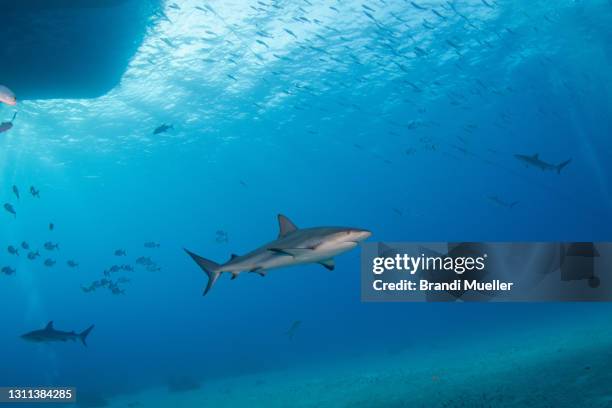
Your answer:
[1,0,612,407]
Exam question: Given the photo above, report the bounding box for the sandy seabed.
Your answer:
[104,315,612,408]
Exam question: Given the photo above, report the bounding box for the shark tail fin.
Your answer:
[79,325,94,346]
[184,249,221,296]
[557,159,571,174]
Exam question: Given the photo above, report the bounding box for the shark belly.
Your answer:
[307,241,358,260]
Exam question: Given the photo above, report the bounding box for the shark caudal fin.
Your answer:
[79,325,94,346]
[557,159,572,174]
[184,249,221,296]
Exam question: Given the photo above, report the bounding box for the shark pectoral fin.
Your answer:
[230,272,238,280]
[269,248,293,256]
[269,247,313,257]
[249,267,267,277]
[319,259,335,271]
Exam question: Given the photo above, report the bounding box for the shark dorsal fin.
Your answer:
[533,153,539,159]
[45,321,54,330]
[277,214,298,238]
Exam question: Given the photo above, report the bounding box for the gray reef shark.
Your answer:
[185,214,371,295]
[514,153,571,174]
[21,321,95,346]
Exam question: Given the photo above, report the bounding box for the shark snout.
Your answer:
[350,229,372,242]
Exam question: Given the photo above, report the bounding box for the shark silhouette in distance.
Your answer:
[185,214,372,296]
[514,153,571,174]
[21,321,95,346]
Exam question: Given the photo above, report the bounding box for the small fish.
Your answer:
[362,4,375,13]
[1,266,16,275]
[487,195,518,209]
[215,230,229,243]
[422,19,435,29]
[255,39,269,49]
[21,241,29,250]
[3,203,16,218]
[114,249,126,256]
[121,264,134,272]
[44,259,56,267]
[432,9,447,19]
[0,84,16,106]
[363,10,377,21]
[7,246,19,256]
[136,256,154,266]
[285,320,302,340]
[411,1,428,10]
[44,242,59,251]
[27,251,40,260]
[109,265,121,273]
[144,242,160,248]
[283,28,297,39]
[0,112,17,134]
[49,222,54,231]
[12,185,19,200]
[67,260,79,268]
[30,186,40,198]
[414,47,428,57]
[446,39,461,49]
[153,124,173,135]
